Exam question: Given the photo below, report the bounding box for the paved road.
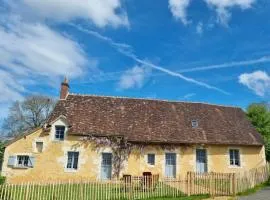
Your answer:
[239,187,270,200]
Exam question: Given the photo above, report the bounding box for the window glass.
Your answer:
[67,152,79,170]
[165,153,176,165]
[102,153,112,166]
[17,156,29,167]
[229,149,240,166]
[55,126,65,141]
[36,142,43,153]
[147,154,155,165]
[101,153,112,180]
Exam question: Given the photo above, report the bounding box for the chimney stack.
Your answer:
[60,77,69,100]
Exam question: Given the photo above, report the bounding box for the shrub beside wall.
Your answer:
[0,176,6,184]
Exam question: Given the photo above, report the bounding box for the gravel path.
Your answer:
[239,187,270,200]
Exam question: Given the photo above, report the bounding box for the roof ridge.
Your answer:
[67,93,241,109]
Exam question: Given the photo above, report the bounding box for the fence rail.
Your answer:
[236,164,270,193]
[0,164,269,200]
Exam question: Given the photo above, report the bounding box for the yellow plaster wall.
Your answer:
[2,128,103,183]
[2,128,266,184]
[126,144,266,179]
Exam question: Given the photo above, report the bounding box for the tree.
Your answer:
[2,96,56,136]
[0,141,4,163]
[246,103,270,161]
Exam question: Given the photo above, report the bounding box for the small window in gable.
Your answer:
[55,126,65,141]
[191,120,199,128]
[36,142,43,153]
[147,154,155,165]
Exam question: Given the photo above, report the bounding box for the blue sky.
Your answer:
[0,0,270,124]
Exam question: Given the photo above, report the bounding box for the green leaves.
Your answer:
[0,141,4,163]
[247,103,270,160]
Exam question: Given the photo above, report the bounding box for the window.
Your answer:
[17,156,29,167]
[147,154,155,165]
[229,149,240,166]
[36,142,43,153]
[101,153,112,180]
[66,152,79,170]
[196,149,208,173]
[8,155,35,168]
[191,120,198,128]
[55,126,65,141]
[165,153,176,178]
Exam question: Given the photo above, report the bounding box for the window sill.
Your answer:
[147,164,155,167]
[12,166,31,169]
[229,165,241,169]
[64,169,78,173]
[52,140,64,143]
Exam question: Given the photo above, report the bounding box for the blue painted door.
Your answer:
[165,153,176,178]
[101,153,112,180]
[196,149,207,173]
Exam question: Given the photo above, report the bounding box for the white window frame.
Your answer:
[164,152,177,178]
[229,149,241,167]
[195,148,208,173]
[11,154,34,169]
[98,148,113,180]
[17,155,30,168]
[55,125,65,141]
[147,153,155,165]
[65,151,79,172]
[191,120,199,128]
[35,141,44,153]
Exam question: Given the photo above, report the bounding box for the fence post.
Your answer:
[25,182,30,199]
[187,172,191,196]
[209,172,214,198]
[232,173,236,196]
[128,176,133,200]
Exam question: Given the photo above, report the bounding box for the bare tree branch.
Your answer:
[2,95,56,136]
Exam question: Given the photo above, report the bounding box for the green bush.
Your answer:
[0,176,6,185]
[266,177,270,186]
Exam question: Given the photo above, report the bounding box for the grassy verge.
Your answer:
[146,194,210,200]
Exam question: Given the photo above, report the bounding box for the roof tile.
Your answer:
[47,94,264,146]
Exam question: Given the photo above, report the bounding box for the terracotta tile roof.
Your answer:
[47,94,264,146]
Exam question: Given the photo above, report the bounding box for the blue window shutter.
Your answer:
[7,156,16,167]
[29,156,35,168]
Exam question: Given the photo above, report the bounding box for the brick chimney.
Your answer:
[60,77,69,100]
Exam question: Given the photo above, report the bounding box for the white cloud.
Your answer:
[118,65,151,90]
[0,70,24,103]
[196,22,203,34]
[0,16,96,104]
[239,71,270,97]
[204,0,256,26]
[0,17,93,78]
[6,0,129,28]
[169,0,191,25]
